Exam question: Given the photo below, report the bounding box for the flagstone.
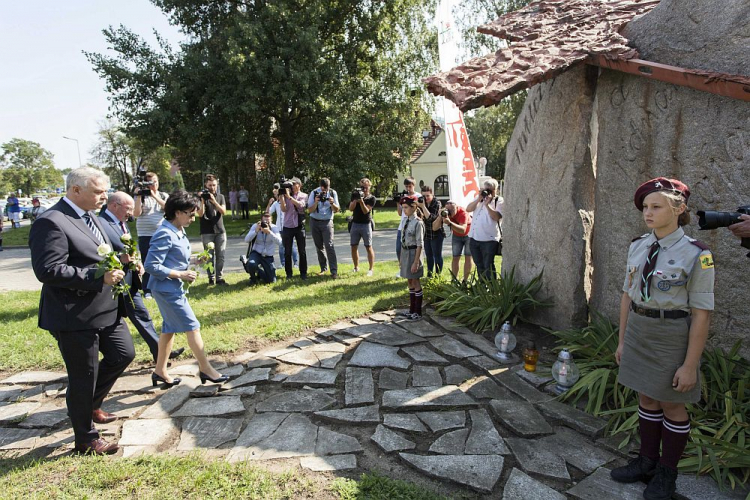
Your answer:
[371,425,415,453]
[401,345,449,364]
[347,323,425,347]
[397,320,445,338]
[567,467,645,500]
[16,402,68,428]
[427,315,474,335]
[0,428,44,449]
[139,386,191,419]
[255,390,336,413]
[300,454,357,471]
[369,313,391,322]
[536,400,607,438]
[277,350,320,367]
[399,454,504,494]
[219,386,257,397]
[314,405,380,424]
[465,409,509,455]
[245,356,278,368]
[232,413,318,460]
[284,367,338,386]
[540,427,615,473]
[467,355,507,376]
[378,368,409,390]
[0,402,41,424]
[345,368,374,406]
[119,418,180,447]
[190,385,220,398]
[455,332,502,358]
[489,400,553,437]
[429,428,469,454]
[444,365,475,385]
[177,417,243,450]
[349,342,411,370]
[351,318,376,326]
[223,368,271,390]
[293,338,316,348]
[506,437,570,480]
[429,336,481,359]
[172,396,245,418]
[0,386,24,402]
[493,370,548,403]
[461,376,515,400]
[315,427,363,455]
[382,385,477,410]
[232,412,289,451]
[411,366,443,387]
[1,372,67,385]
[110,375,156,394]
[383,413,428,433]
[416,411,466,432]
[98,393,152,418]
[503,468,567,500]
[221,364,245,378]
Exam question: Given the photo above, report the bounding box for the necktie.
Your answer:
[640,241,660,302]
[82,213,104,245]
[120,221,129,234]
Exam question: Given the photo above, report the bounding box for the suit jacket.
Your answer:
[98,211,140,292]
[29,200,120,331]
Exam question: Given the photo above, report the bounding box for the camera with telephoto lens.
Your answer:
[393,190,407,202]
[200,189,211,200]
[698,205,750,256]
[351,187,363,201]
[278,176,293,195]
[481,188,492,198]
[440,209,449,218]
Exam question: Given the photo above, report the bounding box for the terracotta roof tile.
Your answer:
[424,0,660,111]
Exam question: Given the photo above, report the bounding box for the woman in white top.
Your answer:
[466,178,502,280]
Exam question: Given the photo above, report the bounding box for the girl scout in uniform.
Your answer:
[612,178,714,500]
[400,195,425,321]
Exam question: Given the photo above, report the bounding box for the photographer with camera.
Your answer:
[242,212,282,284]
[196,174,227,285]
[307,178,340,278]
[267,185,299,269]
[349,177,376,276]
[729,215,750,239]
[434,200,473,280]
[697,205,750,257]
[466,178,503,280]
[395,177,417,276]
[279,177,308,280]
[416,186,445,277]
[133,172,169,297]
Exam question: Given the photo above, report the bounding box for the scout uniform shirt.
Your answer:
[401,214,424,249]
[623,227,714,312]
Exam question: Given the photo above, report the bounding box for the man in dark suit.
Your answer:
[99,192,185,363]
[29,167,135,455]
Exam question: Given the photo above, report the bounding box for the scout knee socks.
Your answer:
[414,289,423,316]
[638,406,664,460]
[409,288,415,314]
[660,416,690,470]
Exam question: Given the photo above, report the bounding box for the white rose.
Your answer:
[97,243,112,256]
[206,242,215,250]
[120,233,132,242]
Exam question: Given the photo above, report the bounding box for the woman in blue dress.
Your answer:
[145,190,228,387]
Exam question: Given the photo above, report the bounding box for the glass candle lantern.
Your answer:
[523,341,540,372]
[551,349,580,393]
[494,321,517,361]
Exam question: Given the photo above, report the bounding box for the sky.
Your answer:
[0,0,183,172]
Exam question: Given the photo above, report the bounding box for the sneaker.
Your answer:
[353,267,359,273]
[143,292,153,299]
[610,455,657,483]
[396,310,411,317]
[216,279,228,286]
[208,278,215,285]
[395,272,401,278]
[366,270,373,277]
[405,313,422,321]
[643,463,677,500]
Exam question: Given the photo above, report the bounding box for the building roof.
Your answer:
[410,123,443,163]
[424,0,660,112]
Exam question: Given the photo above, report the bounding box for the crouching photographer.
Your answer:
[697,205,750,257]
[241,212,282,284]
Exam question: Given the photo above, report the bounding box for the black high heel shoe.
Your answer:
[152,373,182,388]
[199,372,229,385]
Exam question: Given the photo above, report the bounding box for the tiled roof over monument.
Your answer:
[424,0,660,112]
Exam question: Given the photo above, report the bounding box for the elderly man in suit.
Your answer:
[29,167,135,455]
[99,192,185,363]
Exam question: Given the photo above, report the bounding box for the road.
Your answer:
[0,229,454,292]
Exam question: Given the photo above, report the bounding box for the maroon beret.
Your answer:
[400,194,419,206]
[634,177,690,211]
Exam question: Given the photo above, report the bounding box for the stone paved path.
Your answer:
[0,309,744,499]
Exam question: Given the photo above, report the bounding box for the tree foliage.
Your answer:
[86,0,438,202]
[0,139,62,195]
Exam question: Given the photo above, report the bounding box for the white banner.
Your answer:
[437,0,480,207]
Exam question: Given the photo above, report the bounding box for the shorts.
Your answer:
[350,222,372,247]
[452,234,471,256]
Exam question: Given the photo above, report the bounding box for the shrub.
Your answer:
[431,266,550,333]
[549,313,750,491]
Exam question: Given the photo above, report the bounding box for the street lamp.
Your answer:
[62,136,82,166]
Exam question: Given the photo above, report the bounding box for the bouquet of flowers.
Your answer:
[184,242,215,292]
[94,243,134,305]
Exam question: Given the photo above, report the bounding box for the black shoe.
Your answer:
[169,347,185,359]
[610,455,657,483]
[199,372,229,385]
[151,373,182,388]
[216,279,227,286]
[300,275,308,280]
[208,278,215,285]
[643,463,678,500]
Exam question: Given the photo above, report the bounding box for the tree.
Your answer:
[90,122,172,193]
[0,139,62,195]
[86,0,437,202]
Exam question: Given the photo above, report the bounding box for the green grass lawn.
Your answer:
[0,207,401,247]
[0,262,407,372]
[0,455,447,499]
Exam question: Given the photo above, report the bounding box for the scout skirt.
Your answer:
[400,247,424,279]
[618,310,701,403]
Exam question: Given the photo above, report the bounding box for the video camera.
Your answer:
[698,205,750,256]
[278,176,293,196]
[134,167,154,198]
[351,187,364,201]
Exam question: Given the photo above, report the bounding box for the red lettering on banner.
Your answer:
[446,115,479,198]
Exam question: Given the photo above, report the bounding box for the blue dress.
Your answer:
[144,220,200,333]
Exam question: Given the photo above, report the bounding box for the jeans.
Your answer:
[469,238,499,280]
[279,240,299,267]
[201,232,227,280]
[282,225,308,278]
[424,233,445,276]
[311,218,337,275]
[246,251,276,284]
[138,236,153,293]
